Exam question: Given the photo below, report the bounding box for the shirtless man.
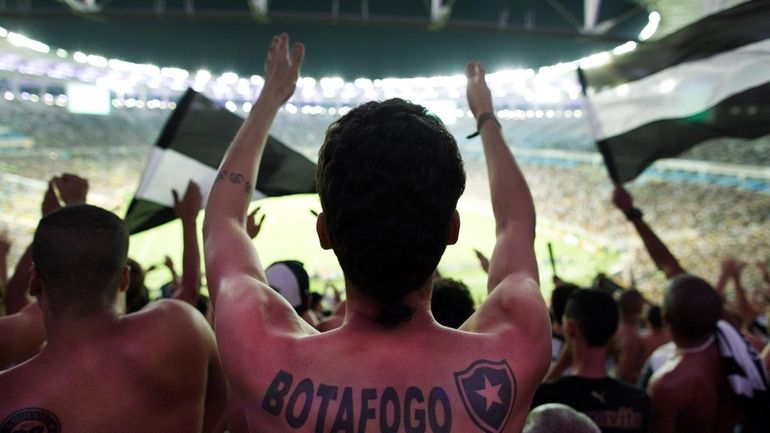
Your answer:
[0,204,227,433]
[612,185,738,432]
[203,34,551,433]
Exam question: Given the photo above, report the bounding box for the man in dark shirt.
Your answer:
[532,289,650,433]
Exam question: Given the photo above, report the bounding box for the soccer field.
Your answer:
[129,194,621,304]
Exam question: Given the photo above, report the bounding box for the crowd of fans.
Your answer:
[1,96,768,302]
[0,33,769,432]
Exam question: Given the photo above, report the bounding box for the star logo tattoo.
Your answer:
[475,375,504,411]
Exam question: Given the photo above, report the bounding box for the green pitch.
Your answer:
[129,194,621,304]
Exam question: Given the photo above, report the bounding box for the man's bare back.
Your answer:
[224,311,546,433]
[0,300,224,433]
[203,34,551,433]
[649,340,738,433]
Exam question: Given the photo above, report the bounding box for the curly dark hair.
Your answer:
[316,99,466,327]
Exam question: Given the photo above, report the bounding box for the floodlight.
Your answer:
[639,11,660,41]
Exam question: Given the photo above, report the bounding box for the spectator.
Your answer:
[431,277,475,328]
[615,289,645,384]
[265,259,317,326]
[612,185,750,432]
[550,279,579,370]
[125,258,149,313]
[0,204,227,432]
[640,305,670,363]
[203,34,550,432]
[524,403,601,433]
[532,289,651,433]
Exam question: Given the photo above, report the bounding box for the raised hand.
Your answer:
[246,207,266,239]
[41,180,61,216]
[721,257,746,276]
[612,185,634,214]
[261,33,305,107]
[172,180,202,223]
[465,61,494,119]
[473,249,490,274]
[0,230,10,257]
[53,173,89,205]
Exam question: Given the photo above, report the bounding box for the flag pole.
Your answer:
[576,66,621,184]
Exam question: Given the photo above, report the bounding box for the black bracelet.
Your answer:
[467,112,500,139]
[625,207,643,221]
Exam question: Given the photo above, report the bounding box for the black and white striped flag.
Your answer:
[125,89,316,234]
[579,0,770,183]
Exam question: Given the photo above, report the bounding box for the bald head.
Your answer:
[664,274,722,343]
[524,404,600,433]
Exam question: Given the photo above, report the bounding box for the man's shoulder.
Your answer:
[122,299,213,349]
[129,299,204,327]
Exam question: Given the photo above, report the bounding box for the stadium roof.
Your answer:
[0,0,657,78]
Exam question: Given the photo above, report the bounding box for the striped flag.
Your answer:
[579,0,770,183]
[125,89,316,234]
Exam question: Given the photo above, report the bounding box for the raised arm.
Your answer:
[612,185,685,279]
[172,181,202,305]
[459,62,549,345]
[0,232,9,291]
[203,35,312,397]
[6,175,88,314]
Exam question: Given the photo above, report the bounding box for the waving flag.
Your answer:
[579,0,770,183]
[125,89,316,234]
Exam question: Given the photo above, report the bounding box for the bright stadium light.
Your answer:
[219,72,239,84]
[7,32,50,53]
[639,11,661,41]
[87,54,108,68]
[73,51,88,63]
[612,41,638,56]
[56,48,68,58]
[0,27,8,38]
[579,52,611,69]
[161,67,189,80]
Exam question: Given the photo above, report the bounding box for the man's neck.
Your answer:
[343,281,435,332]
[674,333,715,354]
[44,308,122,350]
[571,342,609,379]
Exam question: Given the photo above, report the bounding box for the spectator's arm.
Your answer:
[473,249,490,274]
[203,34,312,397]
[728,259,758,320]
[617,336,643,385]
[4,245,32,315]
[649,380,679,433]
[0,232,10,290]
[0,302,45,367]
[714,259,732,302]
[163,256,182,294]
[172,181,202,305]
[5,175,87,314]
[612,185,685,279]
[459,62,549,356]
[755,261,770,301]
